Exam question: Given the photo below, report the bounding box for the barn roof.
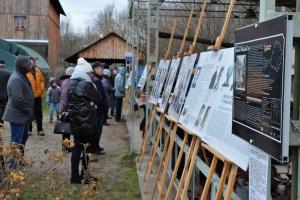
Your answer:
[65,32,128,64]
[51,0,66,16]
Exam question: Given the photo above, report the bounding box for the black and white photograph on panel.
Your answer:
[168,53,197,121]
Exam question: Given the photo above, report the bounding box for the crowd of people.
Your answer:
[0,56,127,184]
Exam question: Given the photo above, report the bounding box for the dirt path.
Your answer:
[1,116,141,200]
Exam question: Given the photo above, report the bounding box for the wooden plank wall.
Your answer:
[79,35,128,59]
[0,0,48,40]
[48,0,60,69]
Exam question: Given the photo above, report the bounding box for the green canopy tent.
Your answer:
[0,39,50,72]
[0,49,16,72]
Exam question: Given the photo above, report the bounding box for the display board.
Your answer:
[137,65,148,90]
[168,53,198,121]
[179,48,249,170]
[159,58,181,112]
[232,14,293,162]
[149,59,171,104]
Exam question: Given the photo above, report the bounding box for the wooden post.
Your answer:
[224,165,238,200]
[210,0,236,50]
[188,0,207,55]
[150,124,177,200]
[176,8,194,57]
[201,155,218,200]
[174,135,197,200]
[164,19,178,60]
[164,132,188,200]
[180,138,201,199]
[215,161,231,200]
[137,107,156,166]
[143,114,165,183]
[143,122,171,193]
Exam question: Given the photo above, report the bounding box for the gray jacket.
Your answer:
[46,86,61,103]
[114,68,126,97]
[3,71,34,125]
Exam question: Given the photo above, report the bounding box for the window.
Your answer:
[15,16,26,30]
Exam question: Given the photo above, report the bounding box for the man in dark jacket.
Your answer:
[0,60,11,128]
[91,62,108,154]
[3,56,34,159]
[68,58,100,184]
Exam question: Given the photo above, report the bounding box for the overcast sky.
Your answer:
[59,0,128,32]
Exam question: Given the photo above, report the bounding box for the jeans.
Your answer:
[115,97,123,121]
[0,99,7,125]
[49,102,60,121]
[71,137,90,181]
[10,123,29,146]
[29,97,43,132]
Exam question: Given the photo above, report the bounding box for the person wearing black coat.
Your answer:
[68,58,100,184]
[91,62,108,154]
[0,60,11,127]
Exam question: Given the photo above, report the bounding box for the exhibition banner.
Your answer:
[232,14,293,162]
[137,65,148,89]
[168,53,198,121]
[179,48,249,170]
[149,59,171,104]
[159,58,181,112]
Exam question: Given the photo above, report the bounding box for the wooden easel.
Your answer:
[137,17,178,168]
[174,1,239,199]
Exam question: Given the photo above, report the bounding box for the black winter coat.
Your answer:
[68,78,100,138]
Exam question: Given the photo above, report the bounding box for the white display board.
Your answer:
[249,145,271,200]
[178,48,249,170]
[149,59,171,104]
[137,65,148,89]
[168,53,197,121]
[159,58,181,112]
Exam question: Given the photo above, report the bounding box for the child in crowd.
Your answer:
[46,79,61,123]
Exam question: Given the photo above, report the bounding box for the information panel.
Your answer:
[232,14,293,162]
[149,59,171,104]
[159,58,181,112]
[168,54,197,121]
[179,48,249,170]
[137,65,148,90]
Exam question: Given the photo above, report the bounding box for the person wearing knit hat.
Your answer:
[68,57,100,184]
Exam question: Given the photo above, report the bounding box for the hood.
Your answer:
[71,65,93,83]
[15,55,30,75]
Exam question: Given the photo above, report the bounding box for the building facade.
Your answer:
[0,0,65,69]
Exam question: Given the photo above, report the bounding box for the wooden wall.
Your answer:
[48,0,60,69]
[79,35,128,59]
[0,0,48,40]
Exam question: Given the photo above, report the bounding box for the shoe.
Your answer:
[99,147,104,151]
[49,120,53,123]
[95,150,105,155]
[28,131,32,136]
[107,116,112,119]
[103,122,110,126]
[38,131,45,136]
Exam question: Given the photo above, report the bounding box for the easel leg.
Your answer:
[201,155,218,200]
[180,139,201,199]
[157,124,178,200]
[164,132,188,200]
[144,126,171,194]
[143,114,165,181]
[224,164,238,200]
[138,108,156,167]
[174,136,196,200]
[215,161,231,200]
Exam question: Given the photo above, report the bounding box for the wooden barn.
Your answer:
[65,32,145,65]
[0,0,66,69]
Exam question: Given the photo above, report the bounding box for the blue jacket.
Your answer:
[114,68,126,97]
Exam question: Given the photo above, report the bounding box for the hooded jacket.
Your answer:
[3,56,34,125]
[102,75,115,108]
[114,67,126,97]
[0,67,11,100]
[68,67,100,138]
